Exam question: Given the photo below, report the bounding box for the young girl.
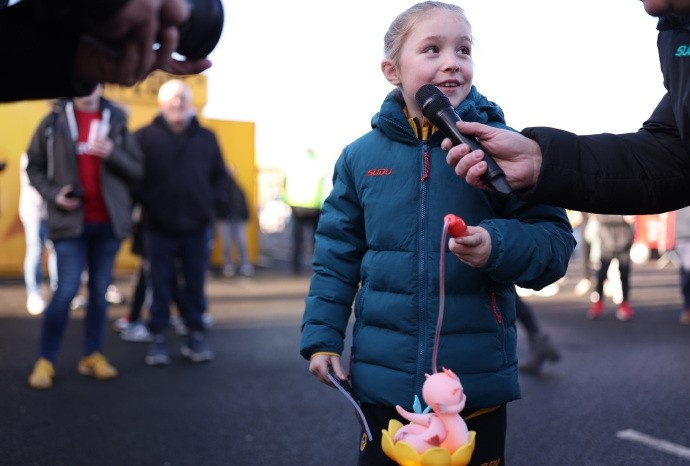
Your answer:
[300,2,575,464]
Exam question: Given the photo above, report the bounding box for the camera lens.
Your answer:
[177,0,225,59]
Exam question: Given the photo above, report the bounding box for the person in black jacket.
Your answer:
[0,0,211,102]
[445,0,690,215]
[134,79,230,366]
[216,165,254,278]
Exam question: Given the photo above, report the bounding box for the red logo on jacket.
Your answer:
[366,168,392,176]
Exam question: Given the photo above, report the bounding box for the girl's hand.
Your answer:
[309,353,346,387]
[447,225,492,268]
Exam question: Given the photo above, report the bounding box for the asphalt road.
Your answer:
[1,259,689,466]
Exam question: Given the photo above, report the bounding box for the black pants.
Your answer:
[595,250,631,302]
[358,403,506,466]
[289,206,320,273]
[515,296,540,335]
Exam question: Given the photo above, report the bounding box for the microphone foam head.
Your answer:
[415,84,452,120]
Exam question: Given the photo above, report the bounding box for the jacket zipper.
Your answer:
[416,141,429,395]
[490,289,503,324]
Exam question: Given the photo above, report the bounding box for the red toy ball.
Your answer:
[444,214,467,238]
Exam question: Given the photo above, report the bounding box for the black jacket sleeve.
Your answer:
[521,93,690,215]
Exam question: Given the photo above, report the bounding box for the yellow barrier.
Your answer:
[0,73,256,277]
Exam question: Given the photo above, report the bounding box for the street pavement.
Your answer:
[1,257,690,466]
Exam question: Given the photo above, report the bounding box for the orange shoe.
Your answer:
[587,301,604,320]
[616,302,634,322]
[28,358,55,390]
[77,352,118,380]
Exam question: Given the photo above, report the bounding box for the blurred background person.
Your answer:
[217,164,254,278]
[568,210,596,296]
[134,79,230,366]
[516,297,560,375]
[673,205,690,325]
[19,151,57,315]
[587,214,636,321]
[283,148,326,275]
[25,83,143,389]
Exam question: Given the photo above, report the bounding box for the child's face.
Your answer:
[382,10,474,122]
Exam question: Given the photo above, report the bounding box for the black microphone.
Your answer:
[415,84,512,196]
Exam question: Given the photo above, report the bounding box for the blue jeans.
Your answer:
[145,228,209,334]
[22,218,57,294]
[218,219,250,269]
[39,223,121,362]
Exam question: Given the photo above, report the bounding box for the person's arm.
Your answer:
[521,93,690,214]
[0,0,211,102]
[472,201,576,292]
[0,1,93,101]
[300,151,365,366]
[101,104,144,183]
[73,0,212,87]
[448,94,690,214]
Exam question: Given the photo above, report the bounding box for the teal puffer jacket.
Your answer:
[300,88,575,411]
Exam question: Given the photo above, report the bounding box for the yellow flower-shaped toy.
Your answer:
[382,420,476,466]
[381,368,476,466]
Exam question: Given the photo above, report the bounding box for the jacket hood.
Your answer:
[371,86,512,145]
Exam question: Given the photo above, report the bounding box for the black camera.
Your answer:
[177,0,225,59]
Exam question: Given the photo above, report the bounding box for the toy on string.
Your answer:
[381,214,477,466]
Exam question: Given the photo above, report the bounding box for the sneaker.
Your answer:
[239,264,255,277]
[587,301,604,320]
[26,292,46,315]
[181,331,214,363]
[78,352,118,380]
[70,295,87,311]
[680,310,690,326]
[28,358,55,390]
[201,312,215,328]
[146,334,171,366]
[616,302,634,322]
[112,316,130,332]
[105,284,125,305]
[171,316,188,336]
[120,321,153,342]
[222,265,236,277]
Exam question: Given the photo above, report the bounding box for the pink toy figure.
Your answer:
[393,367,470,454]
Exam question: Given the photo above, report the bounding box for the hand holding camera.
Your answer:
[76,0,224,87]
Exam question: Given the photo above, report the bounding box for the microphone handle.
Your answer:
[436,108,512,196]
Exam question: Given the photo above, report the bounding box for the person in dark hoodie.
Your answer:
[134,79,230,366]
[445,0,690,216]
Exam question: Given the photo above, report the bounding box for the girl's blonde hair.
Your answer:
[383,1,471,65]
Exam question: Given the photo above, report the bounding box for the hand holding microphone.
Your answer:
[415,84,512,196]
